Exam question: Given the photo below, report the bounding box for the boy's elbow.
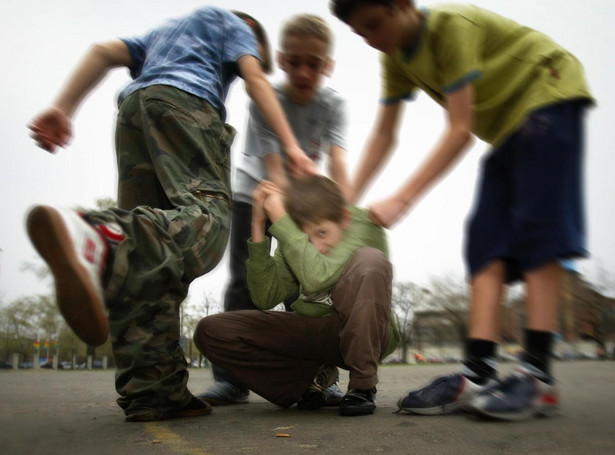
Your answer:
[246,282,271,309]
[462,130,474,148]
[452,126,473,149]
[243,77,262,102]
[301,277,334,295]
[90,40,130,68]
[242,69,267,100]
[249,291,266,308]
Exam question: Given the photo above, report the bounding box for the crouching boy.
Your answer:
[193,175,399,416]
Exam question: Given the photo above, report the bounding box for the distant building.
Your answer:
[412,268,615,357]
[502,269,615,355]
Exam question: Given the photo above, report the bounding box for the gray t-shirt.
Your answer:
[233,83,347,204]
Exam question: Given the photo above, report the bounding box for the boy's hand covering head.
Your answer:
[253,181,286,224]
[262,181,287,222]
[252,183,269,226]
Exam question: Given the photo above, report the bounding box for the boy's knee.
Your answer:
[193,316,218,354]
[346,247,392,279]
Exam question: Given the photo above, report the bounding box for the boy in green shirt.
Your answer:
[330,0,593,420]
[193,175,399,416]
[200,13,349,407]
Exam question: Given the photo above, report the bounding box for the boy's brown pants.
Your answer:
[193,248,392,407]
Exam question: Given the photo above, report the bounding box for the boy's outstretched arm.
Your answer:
[264,153,291,191]
[238,55,317,178]
[369,84,475,228]
[28,40,132,153]
[350,102,403,204]
[328,145,351,202]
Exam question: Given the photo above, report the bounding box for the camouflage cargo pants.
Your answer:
[84,85,234,419]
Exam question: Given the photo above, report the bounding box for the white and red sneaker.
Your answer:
[26,205,112,346]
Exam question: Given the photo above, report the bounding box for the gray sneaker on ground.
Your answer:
[297,364,339,410]
[197,381,249,406]
[324,381,344,406]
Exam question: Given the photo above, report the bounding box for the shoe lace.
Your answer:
[314,365,338,391]
[489,371,538,401]
[410,374,463,403]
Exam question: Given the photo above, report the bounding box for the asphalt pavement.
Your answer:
[1,361,614,454]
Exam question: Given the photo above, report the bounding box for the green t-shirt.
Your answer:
[381,4,594,145]
[246,206,400,358]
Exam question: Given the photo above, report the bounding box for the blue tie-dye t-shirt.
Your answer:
[118,6,259,120]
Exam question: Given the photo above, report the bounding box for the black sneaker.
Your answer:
[339,388,376,416]
[297,364,339,410]
[197,381,249,406]
[125,397,213,422]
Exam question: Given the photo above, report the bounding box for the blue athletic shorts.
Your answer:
[465,100,589,283]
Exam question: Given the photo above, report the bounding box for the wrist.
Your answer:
[396,182,418,208]
[251,220,266,242]
[266,207,286,224]
[282,142,301,158]
[51,101,74,119]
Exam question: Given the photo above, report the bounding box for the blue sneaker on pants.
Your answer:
[397,373,496,415]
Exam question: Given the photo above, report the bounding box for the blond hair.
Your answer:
[280,14,333,53]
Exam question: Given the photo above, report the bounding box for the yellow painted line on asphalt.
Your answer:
[145,422,214,455]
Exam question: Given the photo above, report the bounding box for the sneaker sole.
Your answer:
[198,396,249,406]
[397,399,467,416]
[467,403,559,421]
[297,391,326,410]
[27,206,108,346]
[126,404,213,422]
[339,404,376,416]
[324,395,343,407]
[172,402,214,418]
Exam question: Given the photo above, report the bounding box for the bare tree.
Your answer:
[36,295,63,339]
[425,275,470,344]
[409,275,470,358]
[391,282,430,363]
[180,292,221,367]
[0,298,37,360]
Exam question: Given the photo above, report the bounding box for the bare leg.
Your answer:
[524,261,562,332]
[469,260,506,341]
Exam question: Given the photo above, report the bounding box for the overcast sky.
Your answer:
[0,0,613,309]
